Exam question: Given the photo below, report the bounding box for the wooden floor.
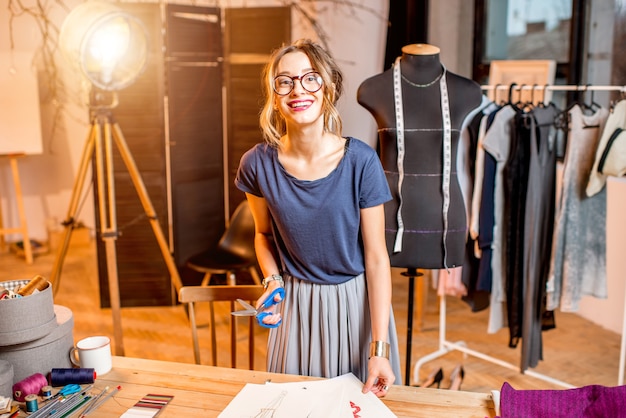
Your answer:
[1,238,623,396]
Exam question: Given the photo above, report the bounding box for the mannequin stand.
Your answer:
[401,267,423,385]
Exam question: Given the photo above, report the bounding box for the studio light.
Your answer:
[53,1,182,356]
[59,0,148,91]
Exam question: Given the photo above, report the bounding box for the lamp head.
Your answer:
[59,1,148,91]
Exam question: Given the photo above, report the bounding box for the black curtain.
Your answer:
[384,0,429,69]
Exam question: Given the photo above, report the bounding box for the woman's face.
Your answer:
[273,51,325,129]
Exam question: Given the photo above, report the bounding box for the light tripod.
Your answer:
[50,90,183,356]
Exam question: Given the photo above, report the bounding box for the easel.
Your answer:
[0,153,33,264]
[49,91,183,356]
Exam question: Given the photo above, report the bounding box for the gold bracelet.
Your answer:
[369,341,390,359]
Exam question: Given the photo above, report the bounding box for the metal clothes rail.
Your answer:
[412,84,626,389]
[481,84,626,93]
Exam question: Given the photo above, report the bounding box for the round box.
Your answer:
[0,279,56,346]
[0,360,13,398]
[0,305,74,384]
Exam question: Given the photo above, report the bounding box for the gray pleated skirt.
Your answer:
[266,273,402,385]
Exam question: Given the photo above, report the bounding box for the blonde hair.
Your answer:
[259,39,344,147]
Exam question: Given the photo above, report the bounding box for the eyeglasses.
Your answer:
[273,71,323,96]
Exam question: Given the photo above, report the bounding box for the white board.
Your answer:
[0,51,43,155]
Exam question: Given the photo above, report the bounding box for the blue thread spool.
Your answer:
[49,368,96,386]
[40,385,53,399]
[25,394,39,412]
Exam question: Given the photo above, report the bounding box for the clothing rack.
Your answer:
[412,83,626,389]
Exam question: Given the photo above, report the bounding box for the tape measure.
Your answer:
[439,65,452,271]
[392,57,406,253]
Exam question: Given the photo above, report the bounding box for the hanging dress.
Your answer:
[520,104,558,370]
[547,105,609,312]
[481,105,517,333]
[502,108,532,349]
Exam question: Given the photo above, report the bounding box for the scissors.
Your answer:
[55,384,82,398]
[231,287,284,328]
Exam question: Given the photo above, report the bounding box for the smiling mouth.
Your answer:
[289,101,312,109]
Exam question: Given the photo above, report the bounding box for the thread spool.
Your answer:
[40,385,53,399]
[12,373,47,402]
[17,274,48,296]
[25,394,39,413]
[49,368,96,387]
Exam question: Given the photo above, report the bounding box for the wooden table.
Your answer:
[11,357,496,417]
[24,356,492,417]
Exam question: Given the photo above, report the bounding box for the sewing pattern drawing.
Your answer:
[255,390,287,418]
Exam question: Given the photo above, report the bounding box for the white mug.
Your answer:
[69,336,112,376]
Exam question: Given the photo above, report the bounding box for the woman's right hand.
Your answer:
[256,284,283,326]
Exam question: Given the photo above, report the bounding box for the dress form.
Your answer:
[357,44,483,270]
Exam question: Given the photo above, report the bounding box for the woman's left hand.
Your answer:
[362,356,395,398]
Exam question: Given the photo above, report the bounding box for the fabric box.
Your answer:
[0,305,74,384]
[0,360,12,398]
[0,279,57,346]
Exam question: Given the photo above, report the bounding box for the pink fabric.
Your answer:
[436,266,467,297]
[500,381,626,417]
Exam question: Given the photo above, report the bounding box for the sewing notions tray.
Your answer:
[0,279,57,346]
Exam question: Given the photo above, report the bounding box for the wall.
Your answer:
[429,0,476,78]
[312,2,390,148]
[0,0,388,243]
[0,0,89,247]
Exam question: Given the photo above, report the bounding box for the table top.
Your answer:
[16,357,497,417]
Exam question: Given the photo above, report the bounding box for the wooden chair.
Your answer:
[185,200,261,286]
[178,284,264,369]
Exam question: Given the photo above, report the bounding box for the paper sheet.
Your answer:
[219,373,396,418]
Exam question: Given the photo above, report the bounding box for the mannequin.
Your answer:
[357,44,483,269]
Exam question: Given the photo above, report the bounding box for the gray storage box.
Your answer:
[0,279,56,346]
[0,360,12,398]
[0,305,74,384]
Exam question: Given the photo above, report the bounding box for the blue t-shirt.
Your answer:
[235,137,391,284]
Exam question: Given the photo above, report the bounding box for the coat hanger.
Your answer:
[513,83,526,108]
[536,84,548,108]
[519,84,535,112]
[491,83,505,105]
[609,88,626,111]
[540,84,562,112]
[563,84,585,114]
[529,84,538,108]
[583,85,602,113]
[507,82,517,106]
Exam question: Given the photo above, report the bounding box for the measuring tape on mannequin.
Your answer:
[392,57,406,253]
[392,57,451,269]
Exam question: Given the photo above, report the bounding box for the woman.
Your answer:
[235,39,401,396]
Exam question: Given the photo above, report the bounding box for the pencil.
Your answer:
[58,395,91,418]
[82,385,121,416]
[28,385,93,418]
[48,394,88,418]
[80,386,109,417]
